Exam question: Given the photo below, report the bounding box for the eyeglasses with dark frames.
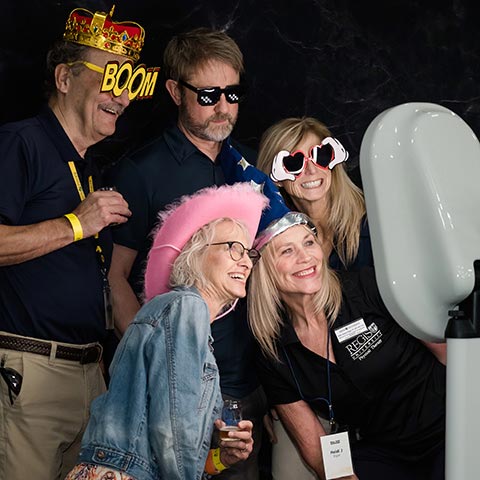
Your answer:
[179,79,246,106]
[0,357,22,405]
[208,241,261,265]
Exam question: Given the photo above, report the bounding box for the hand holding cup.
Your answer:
[220,399,243,442]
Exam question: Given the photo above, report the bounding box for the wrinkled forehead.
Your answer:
[291,131,324,153]
[272,223,315,245]
[213,218,250,242]
[83,47,127,67]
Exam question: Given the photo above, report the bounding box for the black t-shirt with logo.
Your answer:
[257,268,445,461]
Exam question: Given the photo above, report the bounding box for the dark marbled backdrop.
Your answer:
[2,0,480,183]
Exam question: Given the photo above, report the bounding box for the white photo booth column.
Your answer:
[360,102,480,480]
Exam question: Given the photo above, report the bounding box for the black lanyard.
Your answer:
[282,329,338,433]
[68,161,114,330]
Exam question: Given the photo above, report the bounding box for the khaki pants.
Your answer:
[271,416,331,480]
[0,337,106,480]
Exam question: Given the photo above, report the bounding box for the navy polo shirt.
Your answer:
[0,107,109,344]
[257,268,445,461]
[106,124,259,397]
[106,124,229,294]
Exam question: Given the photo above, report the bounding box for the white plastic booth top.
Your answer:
[359,102,480,341]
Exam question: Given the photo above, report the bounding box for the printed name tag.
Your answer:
[334,318,367,343]
[320,431,354,479]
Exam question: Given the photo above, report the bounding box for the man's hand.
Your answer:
[73,190,131,238]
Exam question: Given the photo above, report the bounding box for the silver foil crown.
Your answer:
[254,211,316,252]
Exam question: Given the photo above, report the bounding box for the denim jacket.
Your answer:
[78,287,223,480]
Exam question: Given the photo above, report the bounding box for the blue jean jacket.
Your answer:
[78,287,223,480]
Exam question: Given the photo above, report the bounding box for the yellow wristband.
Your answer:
[212,448,228,472]
[64,213,83,242]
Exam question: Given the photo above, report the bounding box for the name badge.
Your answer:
[320,431,354,479]
[334,318,367,343]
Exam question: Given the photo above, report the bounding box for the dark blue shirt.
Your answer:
[106,124,229,294]
[106,124,259,397]
[329,217,373,271]
[0,107,109,344]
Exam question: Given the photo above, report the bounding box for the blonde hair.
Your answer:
[170,218,249,290]
[247,229,342,361]
[257,117,366,268]
[163,27,244,82]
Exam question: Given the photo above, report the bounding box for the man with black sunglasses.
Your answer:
[106,28,266,480]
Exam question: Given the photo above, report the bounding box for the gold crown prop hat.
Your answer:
[63,5,145,61]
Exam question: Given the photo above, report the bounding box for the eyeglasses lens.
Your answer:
[229,242,245,261]
[117,69,130,89]
[198,90,221,106]
[283,152,306,174]
[197,86,244,106]
[247,249,260,265]
[224,85,245,104]
[311,144,334,168]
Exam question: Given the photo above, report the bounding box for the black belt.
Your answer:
[0,334,102,364]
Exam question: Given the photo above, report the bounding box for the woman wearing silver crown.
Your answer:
[247,211,446,480]
[253,116,374,479]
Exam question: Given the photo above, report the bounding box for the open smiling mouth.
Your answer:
[301,178,323,189]
[293,266,316,277]
[229,273,246,281]
[100,105,123,116]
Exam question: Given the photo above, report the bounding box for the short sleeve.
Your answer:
[255,345,302,406]
[106,157,150,251]
[0,129,30,224]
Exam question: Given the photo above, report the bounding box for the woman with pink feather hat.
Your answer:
[65,183,268,480]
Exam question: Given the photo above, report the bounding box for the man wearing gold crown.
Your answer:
[0,7,145,479]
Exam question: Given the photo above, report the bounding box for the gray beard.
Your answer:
[179,105,237,143]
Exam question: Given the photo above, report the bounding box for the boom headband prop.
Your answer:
[67,59,159,100]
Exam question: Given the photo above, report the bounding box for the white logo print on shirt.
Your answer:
[343,322,383,361]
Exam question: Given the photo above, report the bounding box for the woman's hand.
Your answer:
[214,418,254,467]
